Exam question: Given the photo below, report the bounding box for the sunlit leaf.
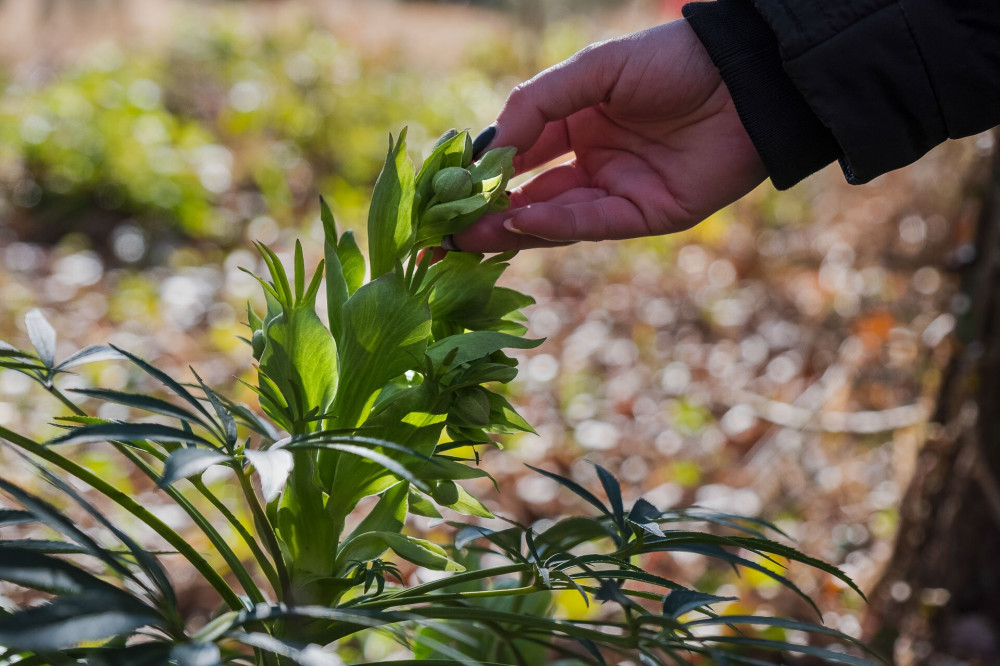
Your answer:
[55,345,125,371]
[368,128,416,279]
[24,309,56,370]
[159,448,231,487]
[244,448,293,503]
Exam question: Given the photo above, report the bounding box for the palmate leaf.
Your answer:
[0,478,147,594]
[0,548,127,596]
[0,593,161,652]
[33,470,177,613]
[727,536,866,601]
[641,537,823,617]
[0,539,89,555]
[69,643,173,666]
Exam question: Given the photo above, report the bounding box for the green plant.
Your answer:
[0,129,880,665]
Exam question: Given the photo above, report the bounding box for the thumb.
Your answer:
[479,39,626,158]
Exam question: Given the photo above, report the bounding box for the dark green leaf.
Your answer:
[0,478,145,592]
[594,465,624,529]
[0,539,88,555]
[698,637,877,665]
[0,594,160,651]
[0,509,33,527]
[110,346,215,423]
[0,548,124,596]
[526,465,609,518]
[426,331,542,369]
[662,589,735,618]
[48,422,215,448]
[68,388,211,430]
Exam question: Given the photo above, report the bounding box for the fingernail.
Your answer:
[472,125,497,159]
[440,234,461,252]
[502,218,524,235]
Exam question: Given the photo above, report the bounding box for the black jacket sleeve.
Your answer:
[683,0,1000,189]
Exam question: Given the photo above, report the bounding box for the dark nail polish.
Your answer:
[472,125,497,159]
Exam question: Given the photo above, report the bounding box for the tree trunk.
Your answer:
[864,136,1000,664]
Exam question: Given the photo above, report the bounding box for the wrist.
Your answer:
[682,0,841,189]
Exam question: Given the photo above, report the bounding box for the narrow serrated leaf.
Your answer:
[55,345,125,371]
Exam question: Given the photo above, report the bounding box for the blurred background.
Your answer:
[0,0,995,663]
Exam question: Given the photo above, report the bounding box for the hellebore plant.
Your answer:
[0,129,880,665]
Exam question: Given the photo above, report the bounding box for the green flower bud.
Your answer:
[430,479,460,506]
[452,387,491,427]
[432,167,474,202]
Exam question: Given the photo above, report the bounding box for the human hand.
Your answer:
[450,19,767,253]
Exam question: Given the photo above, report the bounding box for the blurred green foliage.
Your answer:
[0,13,509,251]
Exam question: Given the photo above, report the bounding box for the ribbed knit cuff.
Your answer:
[682,0,841,189]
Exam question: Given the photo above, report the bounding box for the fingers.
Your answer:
[451,183,600,253]
[449,211,574,253]
[511,119,571,174]
[512,162,591,204]
[486,40,626,159]
[503,194,665,243]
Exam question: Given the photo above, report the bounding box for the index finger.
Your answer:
[488,39,627,157]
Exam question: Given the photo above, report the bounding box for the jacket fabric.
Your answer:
[683,0,1000,189]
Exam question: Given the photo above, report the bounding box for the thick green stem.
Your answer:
[190,476,282,596]
[234,469,292,602]
[0,424,244,610]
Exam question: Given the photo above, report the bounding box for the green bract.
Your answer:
[0,128,879,666]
